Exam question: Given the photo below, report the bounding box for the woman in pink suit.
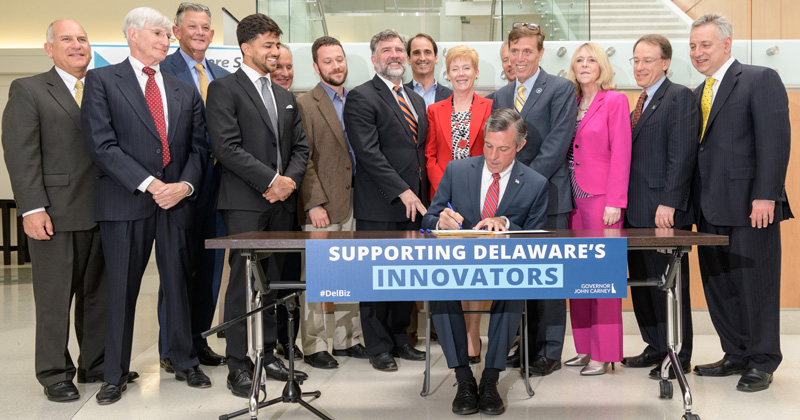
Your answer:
[425,46,492,363]
[564,42,632,375]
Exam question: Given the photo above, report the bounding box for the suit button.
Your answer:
[156,171,162,177]
[345,185,351,190]
[156,148,162,154]
[699,147,704,152]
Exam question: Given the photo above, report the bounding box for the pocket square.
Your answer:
[285,104,293,109]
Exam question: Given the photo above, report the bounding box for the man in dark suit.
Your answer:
[422,108,548,416]
[491,23,577,376]
[623,34,699,379]
[343,29,429,372]
[205,13,310,397]
[82,7,212,404]
[157,1,228,373]
[1,19,110,403]
[689,14,792,392]
[405,33,452,108]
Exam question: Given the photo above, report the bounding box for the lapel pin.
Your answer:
[515,179,520,184]
[536,88,543,94]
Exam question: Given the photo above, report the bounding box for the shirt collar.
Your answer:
[412,78,437,92]
[179,48,204,70]
[242,63,271,85]
[129,56,161,76]
[53,65,81,88]
[483,159,516,178]
[377,72,403,92]
[644,75,667,98]
[515,67,540,93]
[320,82,347,102]
[709,56,735,83]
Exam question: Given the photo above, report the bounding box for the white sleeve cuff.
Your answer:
[22,208,46,217]
[138,176,156,193]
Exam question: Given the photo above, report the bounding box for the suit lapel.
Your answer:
[373,75,414,143]
[313,85,347,150]
[163,75,183,144]
[274,87,288,139]
[45,67,81,128]
[114,59,161,140]
[632,78,670,142]
[235,69,277,138]
[576,90,605,138]
[703,60,740,140]
[467,157,484,224]
[495,161,524,216]
[520,69,548,118]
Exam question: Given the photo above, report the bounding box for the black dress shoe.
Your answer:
[649,360,691,380]
[506,347,520,367]
[175,366,212,388]
[693,358,745,377]
[160,358,174,373]
[44,381,79,402]
[197,346,226,366]
[263,358,308,381]
[227,369,263,398]
[622,349,666,368]
[78,371,139,384]
[304,351,339,369]
[275,343,303,360]
[737,368,773,392]
[452,378,479,415]
[478,378,505,415]
[393,343,426,361]
[527,355,561,376]
[96,382,126,405]
[333,344,370,359]
[369,352,398,371]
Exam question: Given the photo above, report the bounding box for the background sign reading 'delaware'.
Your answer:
[305,237,628,302]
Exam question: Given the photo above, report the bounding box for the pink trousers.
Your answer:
[568,195,624,362]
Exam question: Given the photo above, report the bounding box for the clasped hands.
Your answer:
[263,175,296,203]
[147,179,191,210]
[439,208,507,232]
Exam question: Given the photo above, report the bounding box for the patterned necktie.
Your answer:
[194,63,208,104]
[142,67,170,168]
[259,76,282,172]
[393,86,418,143]
[515,85,527,113]
[700,77,715,143]
[481,173,501,220]
[74,80,83,108]
[631,91,647,130]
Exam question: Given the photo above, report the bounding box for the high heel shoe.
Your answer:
[469,339,482,365]
[564,354,591,367]
[580,361,615,376]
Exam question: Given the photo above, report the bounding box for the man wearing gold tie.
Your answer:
[689,14,792,392]
[1,19,110,402]
[160,2,230,371]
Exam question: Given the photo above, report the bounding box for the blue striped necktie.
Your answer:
[393,85,418,143]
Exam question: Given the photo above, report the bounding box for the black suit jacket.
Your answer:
[626,78,699,228]
[206,68,309,213]
[404,80,453,105]
[81,59,207,228]
[693,60,792,226]
[2,67,98,231]
[344,75,428,222]
[421,157,548,230]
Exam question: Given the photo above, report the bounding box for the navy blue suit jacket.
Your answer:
[422,156,549,231]
[160,49,229,90]
[81,58,208,228]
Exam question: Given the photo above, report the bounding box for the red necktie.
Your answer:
[481,173,501,219]
[143,67,170,168]
[393,86,418,143]
[631,91,647,131]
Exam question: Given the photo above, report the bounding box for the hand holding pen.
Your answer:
[440,202,464,230]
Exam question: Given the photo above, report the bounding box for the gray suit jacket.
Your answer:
[2,67,97,231]
[491,68,576,216]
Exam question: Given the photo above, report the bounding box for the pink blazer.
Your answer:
[572,90,632,208]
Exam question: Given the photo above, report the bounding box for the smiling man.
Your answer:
[272,46,294,90]
[490,22,577,377]
[404,33,452,109]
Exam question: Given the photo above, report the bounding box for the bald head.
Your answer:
[44,20,91,79]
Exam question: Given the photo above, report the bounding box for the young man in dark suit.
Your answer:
[689,14,792,392]
[81,7,211,404]
[623,34,699,379]
[205,13,309,397]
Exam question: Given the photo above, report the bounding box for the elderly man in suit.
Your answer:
[81,7,211,404]
[344,28,429,372]
[623,34,699,379]
[1,19,112,402]
[296,36,368,369]
[491,23,577,376]
[404,33,452,109]
[688,14,792,392]
[157,1,228,373]
[486,41,515,101]
[422,108,548,416]
[205,13,309,397]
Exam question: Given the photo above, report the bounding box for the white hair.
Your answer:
[122,7,172,41]
[691,13,734,40]
[45,21,56,43]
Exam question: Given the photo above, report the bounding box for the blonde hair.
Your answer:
[567,42,616,96]
[445,45,479,70]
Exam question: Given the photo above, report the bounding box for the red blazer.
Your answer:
[425,93,493,200]
[572,89,632,208]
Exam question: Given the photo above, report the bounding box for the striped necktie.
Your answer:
[482,173,501,219]
[515,85,526,113]
[393,85,418,143]
[700,77,715,143]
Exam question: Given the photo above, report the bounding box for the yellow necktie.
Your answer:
[700,77,715,143]
[515,85,526,113]
[75,80,83,108]
[194,63,208,104]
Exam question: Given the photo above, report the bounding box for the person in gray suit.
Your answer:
[157,1,229,373]
[405,33,452,108]
[491,23,577,376]
[623,34,699,379]
[1,19,110,403]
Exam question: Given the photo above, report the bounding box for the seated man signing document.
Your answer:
[421,108,548,415]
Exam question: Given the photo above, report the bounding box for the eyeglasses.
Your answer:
[629,57,661,66]
[512,22,541,33]
[177,2,210,14]
[144,28,176,43]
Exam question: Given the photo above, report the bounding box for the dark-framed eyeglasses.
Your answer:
[512,23,541,33]
[177,2,210,14]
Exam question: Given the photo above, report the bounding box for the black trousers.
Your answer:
[29,227,106,387]
[698,215,783,373]
[356,218,421,355]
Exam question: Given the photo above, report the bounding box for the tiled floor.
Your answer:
[1,263,798,420]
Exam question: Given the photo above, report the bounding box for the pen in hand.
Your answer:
[447,202,462,229]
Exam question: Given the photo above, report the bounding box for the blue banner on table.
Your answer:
[305,237,627,302]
